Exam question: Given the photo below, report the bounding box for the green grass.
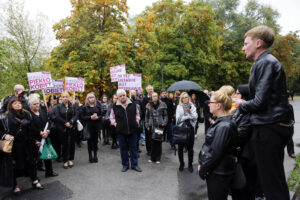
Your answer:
[288,155,300,195]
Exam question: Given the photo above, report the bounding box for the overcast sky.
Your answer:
[0,0,299,46]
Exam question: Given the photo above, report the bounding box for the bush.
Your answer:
[288,155,300,195]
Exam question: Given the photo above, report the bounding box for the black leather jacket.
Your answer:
[239,51,290,125]
[198,116,237,179]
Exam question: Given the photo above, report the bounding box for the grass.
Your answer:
[288,155,300,195]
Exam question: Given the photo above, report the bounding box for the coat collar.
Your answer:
[116,98,132,108]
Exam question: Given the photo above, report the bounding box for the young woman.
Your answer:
[52,92,78,169]
[6,97,44,194]
[101,95,110,145]
[81,93,102,163]
[29,97,58,178]
[145,92,168,163]
[176,92,198,172]
[105,95,119,149]
[198,90,237,200]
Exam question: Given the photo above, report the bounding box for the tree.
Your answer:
[0,0,49,98]
[46,0,132,97]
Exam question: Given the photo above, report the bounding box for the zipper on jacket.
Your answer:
[124,107,130,134]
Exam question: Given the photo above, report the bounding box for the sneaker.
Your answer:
[156,161,160,164]
[148,160,152,163]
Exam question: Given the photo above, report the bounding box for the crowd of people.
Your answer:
[0,25,297,200]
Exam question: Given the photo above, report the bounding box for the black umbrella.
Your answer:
[188,90,210,106]
[167,80,202,92]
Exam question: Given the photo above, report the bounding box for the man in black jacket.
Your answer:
[110,89,142,172]
[235,25,292,200]
[1,84,29,112]
[160,89,175,149]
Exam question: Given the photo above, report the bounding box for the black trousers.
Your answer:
[61,129,76,163]
[253,123,292,200]
[287,130,295,155]
[145,126,152,153]
[87,127,99,151]
[206,173,233,200]
[50,129,62,159]
[44,160,53,174]
[151,139,162,162]
[109,125,118,145]
[178,132,194,166]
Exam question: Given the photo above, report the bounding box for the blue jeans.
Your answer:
[118,133,138,168]
[165,121,174,147]
[140,120,145,142]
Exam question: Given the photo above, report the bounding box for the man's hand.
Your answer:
[36,141,41,147]
[198,164,201,172]
[65,122,71,127]
[4,134,14,141]
[234,98,246,109]
[113,122,117,127]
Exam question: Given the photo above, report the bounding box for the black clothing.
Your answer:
[206,173,233,200]
[203,100,213,134]
[112,102,138,135]
[81,105,102,151]
[239,51,290,125]
[160,97,174,123]
[52,102,78,163]
[141,96,150,120]
[178,131,194,167]
[199,116,237,179]
[105,104,118,147]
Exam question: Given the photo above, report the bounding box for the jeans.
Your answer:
[118,133,138,168]
[164,121,174,147]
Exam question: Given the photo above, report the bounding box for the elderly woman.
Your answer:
[176,92,198,173]
[81,93,102,163]
[52,92,78,169]
[6,97,44,194]
[145,92,168,164]
[29,96,58,178]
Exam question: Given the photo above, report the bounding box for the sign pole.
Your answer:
[42,89,48,110]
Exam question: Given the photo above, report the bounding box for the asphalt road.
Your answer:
[0,99,299,200]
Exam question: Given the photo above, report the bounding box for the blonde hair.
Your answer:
[179,92,192,105]
[61,91,70,97]
[244,25,275,49]
[219,85,235,97]
[212,90,232,112]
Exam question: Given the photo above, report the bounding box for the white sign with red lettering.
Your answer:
[118,74,142,90]
[44,80,64,94]
[110,64,126,82]
[27,71,53,91]
[65,77,85,92]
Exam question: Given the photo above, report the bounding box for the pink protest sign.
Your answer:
[110,64,126,82]
[118,74,142,90]
[27,71,53,91]
[65,77,85,92]
[44,80,64,94]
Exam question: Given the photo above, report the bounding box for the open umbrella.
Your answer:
[167,80,202,92]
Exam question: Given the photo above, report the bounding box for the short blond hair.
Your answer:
[213,90,232,112]
[219,85,235,96]
[244,25,275,49]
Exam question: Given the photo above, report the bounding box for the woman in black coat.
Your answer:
[198,90,237,200]
[52,92,78,169]
[81,93,102,163]
[29,97,58,178]
[6,97,44,194]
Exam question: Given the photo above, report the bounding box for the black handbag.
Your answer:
[151,127,164,141]
[173,116,190,145]
[83,126,91,140]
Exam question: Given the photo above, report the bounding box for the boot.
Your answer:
[88,150,93,163]
[188,163,193,173]
[93,150,98,163]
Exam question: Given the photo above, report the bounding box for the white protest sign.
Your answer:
[44,80,64,94]
[110,64,126,82]
[27,71,53,91]
[65,77,85,92]
[118,74,142,90]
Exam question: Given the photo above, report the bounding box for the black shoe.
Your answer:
[179,163,184,172]
[138,149,142,153]
[12,186,21,195]
[131,166,142,172]
[121,166,129,172]
[45,172,59,178]
[37,166,45,172]
[93,156,98,163]
[188,165,194,173]
[111,145,117,149]
[32,182,44,190]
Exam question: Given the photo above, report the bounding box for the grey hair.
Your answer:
[14,84,24,91]
[28,97,40,106]
[146,85,153,90]
[116,89,126,96]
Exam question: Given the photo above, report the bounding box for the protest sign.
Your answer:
[65,77,85,92]
[27,71,53,91]
[44,80,64,94]
[118,74,142,90]
[110,64,126,82]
